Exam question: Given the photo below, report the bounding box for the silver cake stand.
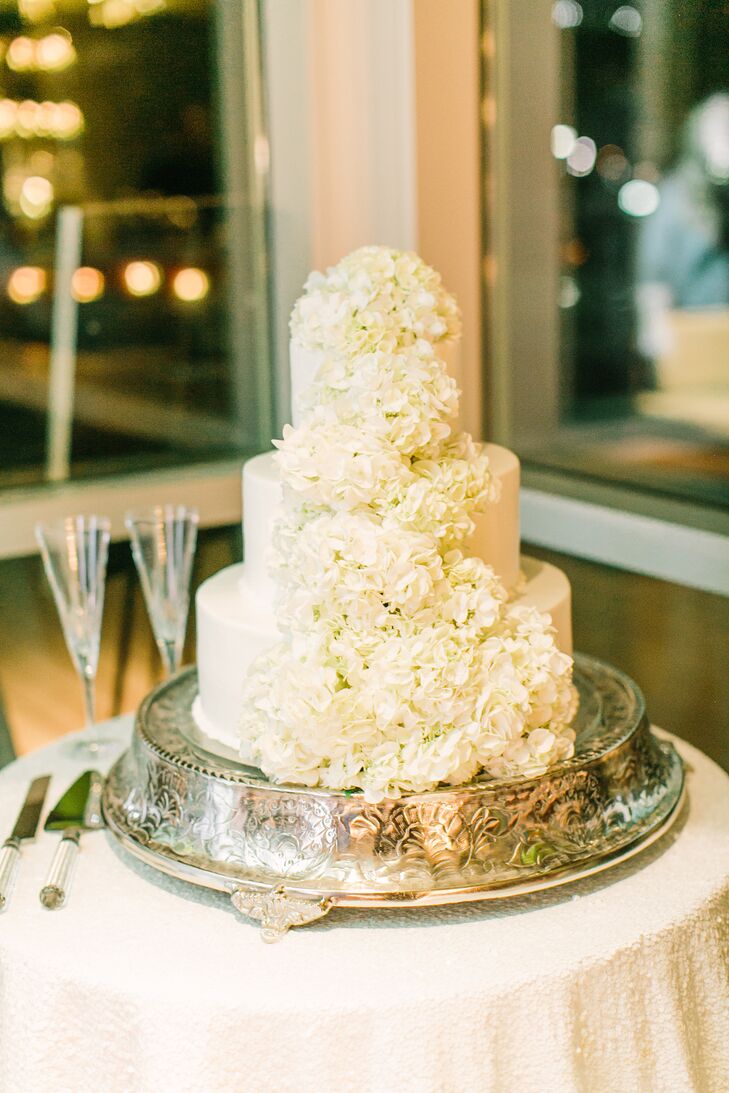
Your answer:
[103,655,685,942]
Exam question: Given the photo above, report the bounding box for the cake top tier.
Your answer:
[290,245,461,356]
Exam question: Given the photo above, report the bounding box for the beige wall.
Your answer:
[413,0,483,439]
[305,0,417,267]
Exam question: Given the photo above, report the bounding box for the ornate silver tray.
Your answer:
[103,655,685,941]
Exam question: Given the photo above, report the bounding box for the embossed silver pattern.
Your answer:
[103,655,685,939]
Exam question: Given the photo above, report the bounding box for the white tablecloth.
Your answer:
[0,721,728,1093]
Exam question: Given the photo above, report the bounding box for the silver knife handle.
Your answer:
[40,831,80,910]
[0,839,21,910]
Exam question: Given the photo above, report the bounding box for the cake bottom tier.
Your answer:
[194,558,573,757]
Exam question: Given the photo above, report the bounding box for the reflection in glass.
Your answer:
[637,94,729,419]
[0,2,271,491]
[495,0,729,510]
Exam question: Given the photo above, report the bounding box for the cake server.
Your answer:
[40,770,104,910]
[0,775,51,911]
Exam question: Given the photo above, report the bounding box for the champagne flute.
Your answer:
[36,514,111,755]
[125,504,199,678]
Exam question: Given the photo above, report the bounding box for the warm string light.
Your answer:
[7,266,46,304]
[6,32,76,73]
[122,260,162,297]
[5,263,213,303]
[19,174,53,218]
[18,0,57,23]
[172,267,209,302]
[87,0,165,29]
[0,99,84,141]
[71,267,105,303]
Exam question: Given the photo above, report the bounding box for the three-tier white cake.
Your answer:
[194,247,576,800]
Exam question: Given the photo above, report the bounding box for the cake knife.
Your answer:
[0,775,51,911]
[40,770,104,910]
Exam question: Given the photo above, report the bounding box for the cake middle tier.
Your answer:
[242,443,522,609]
[194,556,573,755]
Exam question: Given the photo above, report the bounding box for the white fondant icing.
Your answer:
[514,556,573,656]
[241,452,281,605]
[471,444,520,591]
[194,563,278,754]
[190,695,240,756]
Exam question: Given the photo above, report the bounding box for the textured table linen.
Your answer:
[0,721,727,1093]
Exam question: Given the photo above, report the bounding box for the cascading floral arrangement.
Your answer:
[240,246,577,802]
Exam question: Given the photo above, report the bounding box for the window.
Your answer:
[0,0,271,493]
[484,0,729,552]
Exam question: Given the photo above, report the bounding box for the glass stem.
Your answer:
[83,671,95,728]
[160,640,179,679]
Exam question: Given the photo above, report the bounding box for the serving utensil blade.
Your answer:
[44,770,103,832]
[0,775,51,910]
[11,775,51,841]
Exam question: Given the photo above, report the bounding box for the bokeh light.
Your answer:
[71,266,105,303]
[88,0,165,28]
[559,275,581,309]
[172,267,209,302]
[552,0,583,29]
[7,266,46,304]
[19,175,53,219]
[16,100,40,138]
[0,100,17,138]
[563,238,589,267]
[54,102,84,139]
[618,179,660,217]
[19,0,57,23]
[6,32,75,72]
[609,6,642,37]
[6,37,35,72]
[0,99,84,142]
[566,136,597,177]
[36,33,76,72]
[597,144,629,182]
[551,124,577,160]
[123,260,162,297]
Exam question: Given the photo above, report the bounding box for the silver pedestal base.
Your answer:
[103,655,685,941]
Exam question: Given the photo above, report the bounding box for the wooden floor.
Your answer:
[1,528,727,773]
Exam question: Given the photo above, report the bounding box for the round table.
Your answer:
[0,721,727,1093]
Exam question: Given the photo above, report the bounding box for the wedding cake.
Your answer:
[194,247,577,801]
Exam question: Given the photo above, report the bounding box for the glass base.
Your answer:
[62,734,115,758]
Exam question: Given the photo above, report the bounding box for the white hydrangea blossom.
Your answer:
[296,340,459,457]
[241,246,577,801]
[275,425,496,548]
[290,245,461,355]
